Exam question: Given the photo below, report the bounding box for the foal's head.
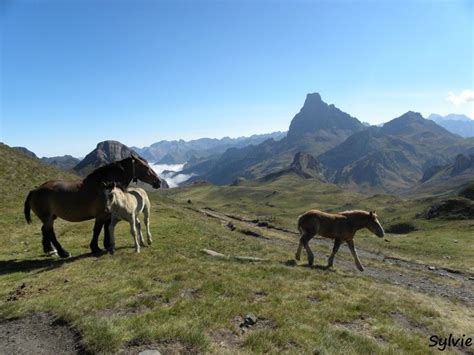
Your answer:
[102,182,125,213]
[366,211,385,238]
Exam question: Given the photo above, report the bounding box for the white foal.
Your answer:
[104,183,152,253]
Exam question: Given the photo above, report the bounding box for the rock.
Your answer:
[138,351,161,355]
[428,266,436,271]
[385,222,417,234]
[240,313,258,328]
[201,249,227,258]
[245,314,258,326]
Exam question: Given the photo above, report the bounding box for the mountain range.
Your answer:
[132,132,286,164]
[9,92,474,193]
[178,93,474,192]
[428,113,474,138]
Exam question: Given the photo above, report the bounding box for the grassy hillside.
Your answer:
[168,175,474,272]
[0,143,79,233]
[1,145,473,354]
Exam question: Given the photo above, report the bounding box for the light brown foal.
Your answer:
[295,210,385,271]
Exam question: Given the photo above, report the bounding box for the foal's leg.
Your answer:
[144,205,152,245]
[42,222,71,258]
[90,219,104,254]
[295,241,303,261]
[129,214,140,253]
[136,217,146,247]
[347,239,364,271]
[327,238,342,268]
[298,234,314,266]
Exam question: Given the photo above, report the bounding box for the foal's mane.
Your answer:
[339,210,371,217]
[104,181,127,191]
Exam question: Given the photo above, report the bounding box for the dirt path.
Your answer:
[193,207,474,305]
[0,313,85,355]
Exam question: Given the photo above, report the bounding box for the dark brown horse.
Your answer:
[24,156,165,257]
[295,209,385,271]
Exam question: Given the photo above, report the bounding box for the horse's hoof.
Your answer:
[295,255,300,261]
[91,248,104,255]
[45,250,58,257]
[357,266,365,272]
[59,251,71,258]
[108,249,115,255]
[147,240,152,245]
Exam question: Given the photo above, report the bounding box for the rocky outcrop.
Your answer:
[73,140,139,175]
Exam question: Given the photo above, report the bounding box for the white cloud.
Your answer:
[151,163,193,188]
[446,89,474,105]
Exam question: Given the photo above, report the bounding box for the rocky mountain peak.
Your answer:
[287,92,363,141]
[73,140,139,175]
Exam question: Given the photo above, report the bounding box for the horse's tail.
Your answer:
[24,191,33,224]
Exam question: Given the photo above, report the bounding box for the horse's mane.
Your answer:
[82,159,130,184]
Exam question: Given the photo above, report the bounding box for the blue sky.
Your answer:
[1,0,473,157]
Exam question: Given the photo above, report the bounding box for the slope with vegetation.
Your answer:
[1,143,472,353]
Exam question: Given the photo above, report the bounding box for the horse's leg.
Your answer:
[144,206,152,245]
[136,217,146,247]
[41,226,57,257]
[103,217,111,250]
[42,222,71,258]
[327,238,342,268]
[347,239,364,271]
[108,218,118,254]
[90,219,104,254]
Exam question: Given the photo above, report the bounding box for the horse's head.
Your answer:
[366,210,385,238]
[128,155,165,189]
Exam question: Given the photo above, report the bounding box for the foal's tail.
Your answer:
[297,214,304,236]
[24,191,33,224]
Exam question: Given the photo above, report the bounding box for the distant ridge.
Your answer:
[132,131,286,164]
[428,113,474,138]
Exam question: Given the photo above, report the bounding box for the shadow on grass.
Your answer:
[0,248,131,276]
[282,259,336,272]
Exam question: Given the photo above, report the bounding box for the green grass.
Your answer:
[168,175,474,272]
[0,145,473,354]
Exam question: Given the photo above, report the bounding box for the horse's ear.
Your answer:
[113,181,116,188]
[369,210,374,217]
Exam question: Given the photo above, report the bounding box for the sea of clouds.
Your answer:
[151,163,194,188]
